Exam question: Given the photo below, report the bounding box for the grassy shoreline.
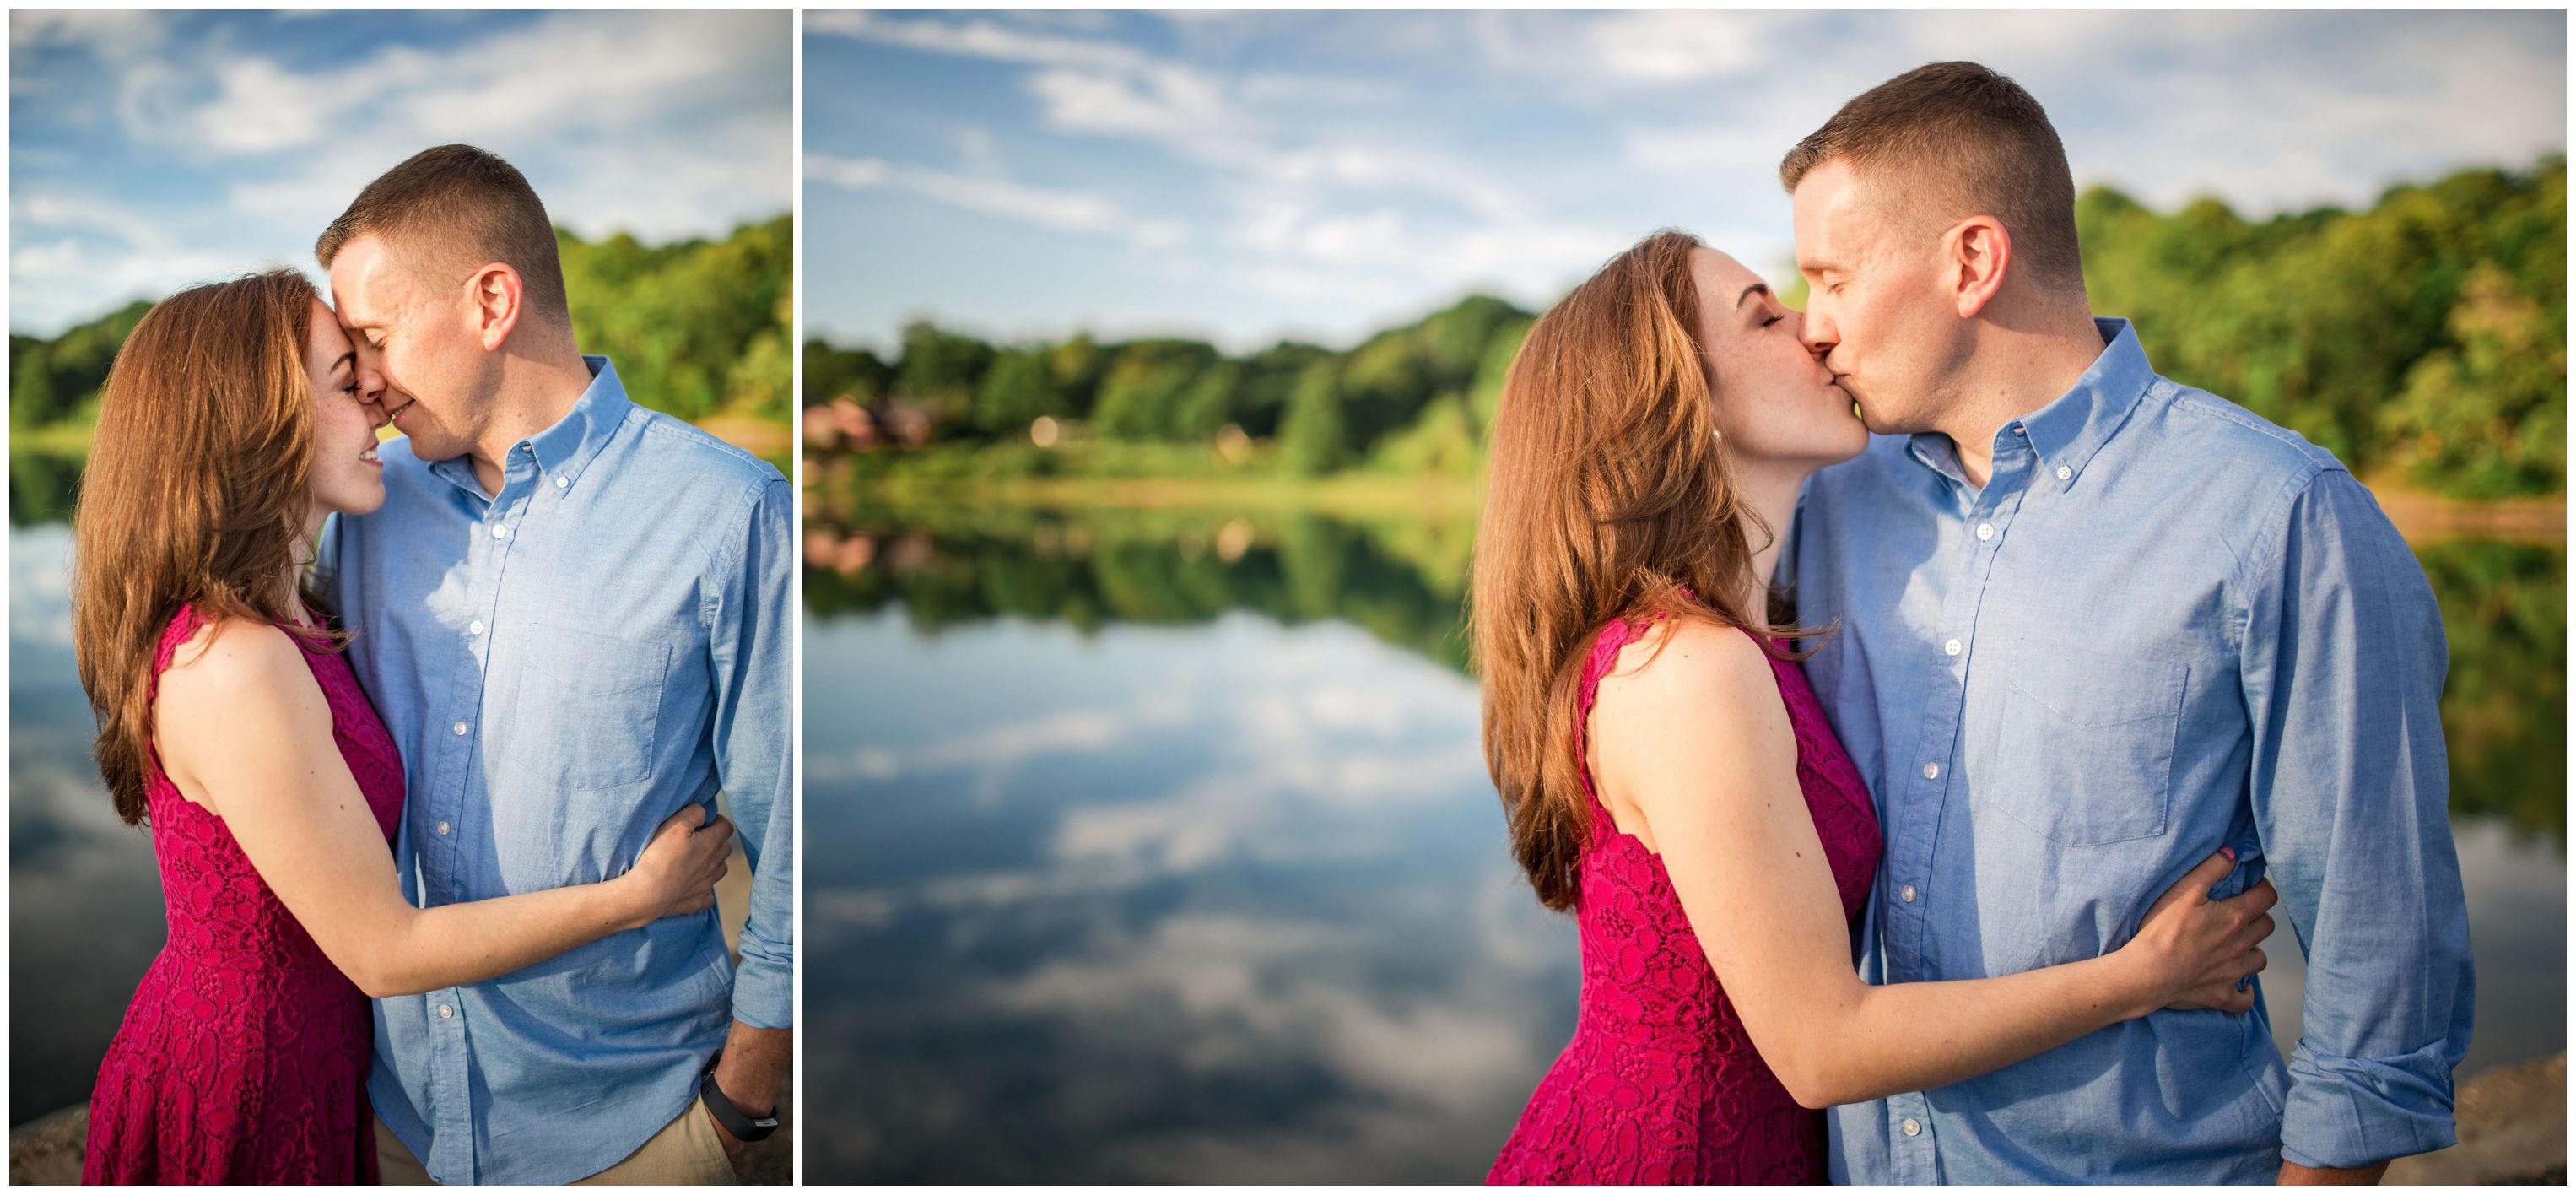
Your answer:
[811,468,2565,546]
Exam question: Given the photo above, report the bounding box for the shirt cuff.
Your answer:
[2280,1039,2459,1169]
[730,939,793,1030]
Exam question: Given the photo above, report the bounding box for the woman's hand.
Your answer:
[2121,850,2277,1014]
[622,803,735,927]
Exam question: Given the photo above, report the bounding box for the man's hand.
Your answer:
[705,1019,791,1172]
[2278,1159,2390,1185]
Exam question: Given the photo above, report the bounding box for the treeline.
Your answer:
[807,294,1533,476]
[2078,158,2562,499]
[9,214,793,434]
[810,158,2564,499]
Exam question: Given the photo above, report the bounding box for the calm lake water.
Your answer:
[798,499,2565,1184]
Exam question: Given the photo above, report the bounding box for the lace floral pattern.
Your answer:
[1489,618,1883,1184]
[84,604,405,1184]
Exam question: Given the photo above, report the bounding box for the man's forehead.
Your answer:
[328,237,403,319]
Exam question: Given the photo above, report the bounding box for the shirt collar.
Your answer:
[426,355,633,498]
[521,355,633,492]
[1903,317,2151,493]
[2015,317,2152,491]
[432,354,633,495]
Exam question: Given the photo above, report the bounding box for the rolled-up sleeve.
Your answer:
[2238,468,2475,1170]
[706,475,796,1030]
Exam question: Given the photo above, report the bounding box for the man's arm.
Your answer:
[2238,468,2475,1180]
[702,475,796,1160]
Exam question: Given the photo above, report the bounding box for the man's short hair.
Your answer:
[315,144,570,328]
[1780,62,2084,295]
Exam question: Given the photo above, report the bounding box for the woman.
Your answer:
[1475,231,2276,1183]
[69,270,735,1185]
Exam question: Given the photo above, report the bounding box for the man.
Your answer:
[316,145,792,1184]
[1777,64,2472,1183]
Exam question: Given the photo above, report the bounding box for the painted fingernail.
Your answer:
[2220,846,2237,861]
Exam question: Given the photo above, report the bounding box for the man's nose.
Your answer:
[354,365,391,424]
[1798,309,1837,360]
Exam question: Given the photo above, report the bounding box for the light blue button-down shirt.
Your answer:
[1784,320,2472,1183]
[320,357,793,1185]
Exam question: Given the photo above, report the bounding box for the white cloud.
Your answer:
[807,10,1149,74]
[810,153,1188,251]
[13,10,788,333]
[813,9,2561,352]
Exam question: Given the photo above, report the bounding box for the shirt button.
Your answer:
[468,620,486,636]
[1902,1117,1921,1137]
[490,524,510,539]
[2056,465,2072,481]
[451,721,468,737]
[1900,884,1917,903]
[1923,762,1940,780]
[1944,638,1962,657]
[555,476,569,489]
[436,820,451,835]
[1976,522,1995,541]
[438,1003,454,1019]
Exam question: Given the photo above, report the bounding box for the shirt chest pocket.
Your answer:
[502,624,672,792]
[1988,644,2185,846]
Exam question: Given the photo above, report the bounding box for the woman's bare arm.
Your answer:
[154,620,731,998]
[1591,621,2271,1110]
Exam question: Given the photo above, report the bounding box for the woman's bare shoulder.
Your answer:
[157,617,328,743]
[161,615,304,692]
[1594,617,1777,716]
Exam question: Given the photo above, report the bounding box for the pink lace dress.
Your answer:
[1489,618,1883,1184]
[83,604,403,1184]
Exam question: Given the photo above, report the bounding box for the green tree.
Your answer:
[1170,360,1243,441]
[975,347,1065,435]
[1467,316,1532,435]
[1277,360,1347,475]
[1048,333,1112,419]
[897,321,996,416]
[13,341,58,429]
[1091,338,1218,440]
[803,340,894,406]
[560,214,792,422]
[2382,262,2567,496]
[1234,342,1331,439]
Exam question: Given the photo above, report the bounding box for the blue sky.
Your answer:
[11,10,790,336]
[807,9,2565,354]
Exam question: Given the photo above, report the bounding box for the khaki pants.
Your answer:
[373,1103,737,1185]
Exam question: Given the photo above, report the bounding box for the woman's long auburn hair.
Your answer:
[72,269,344,826]
[1470,229,1822,912]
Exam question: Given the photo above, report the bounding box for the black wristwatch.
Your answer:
[699,1056,779,1143]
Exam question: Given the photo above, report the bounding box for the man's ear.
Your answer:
[467,262,525,352]
[1950,215,2011,320]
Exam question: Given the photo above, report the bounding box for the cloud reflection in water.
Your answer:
[807,610,1578,1181]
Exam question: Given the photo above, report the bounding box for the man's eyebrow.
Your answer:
[1736,283,1771,310]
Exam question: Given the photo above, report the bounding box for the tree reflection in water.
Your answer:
[807,505,2562,841]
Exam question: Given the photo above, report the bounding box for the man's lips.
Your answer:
[383,397,419,425]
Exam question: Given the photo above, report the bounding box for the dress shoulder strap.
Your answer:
[1570,616,1655,817]
[152,603,213,678]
